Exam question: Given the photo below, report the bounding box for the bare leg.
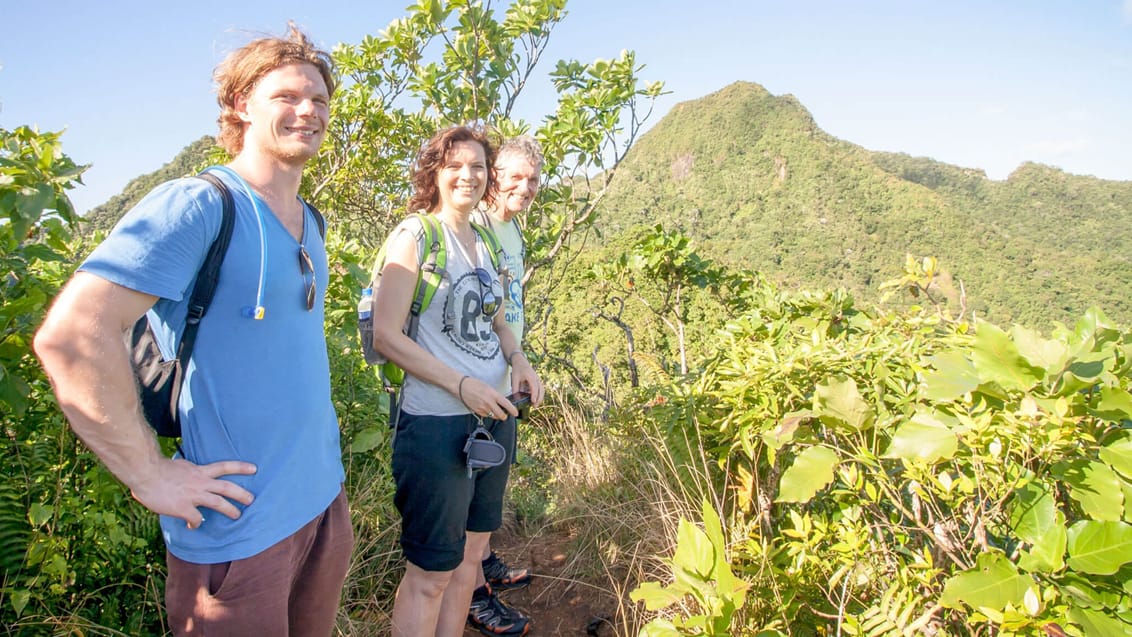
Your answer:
[391,561,453,637]
[437,531,491,636]
[475,535,491,589]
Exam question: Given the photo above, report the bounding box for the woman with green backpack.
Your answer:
[372,125,543,637]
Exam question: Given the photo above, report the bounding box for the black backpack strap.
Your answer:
[175,172,236,362]
[304,199,326,239]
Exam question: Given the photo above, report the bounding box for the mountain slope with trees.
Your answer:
[80,135,216,236]
[594,81,1132,328]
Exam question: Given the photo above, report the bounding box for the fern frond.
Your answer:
[634,351,671,384]
[846,582,940,637]
[0,473,30,576]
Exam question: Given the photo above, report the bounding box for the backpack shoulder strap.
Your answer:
[410,213,446,321]
[471,220,505,271]
[175,172,236,360]
[371,213,447,344]
[303,199,327,239]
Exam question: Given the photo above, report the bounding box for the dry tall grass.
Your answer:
[336,448,401,635]
[529,390,729,636]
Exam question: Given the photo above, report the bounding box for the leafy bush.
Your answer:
[631,266,1132,635]
[2,126,170,634]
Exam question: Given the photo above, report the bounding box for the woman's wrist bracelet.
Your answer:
[507,350,526,365]
[457,375,472,409]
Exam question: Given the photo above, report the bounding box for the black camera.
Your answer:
[508,391,531,420]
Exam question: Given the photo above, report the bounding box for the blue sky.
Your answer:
[3,0,1130,215]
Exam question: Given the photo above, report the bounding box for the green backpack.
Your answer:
[361,213,503,416]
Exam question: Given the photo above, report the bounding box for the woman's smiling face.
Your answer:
[434,140,488,214]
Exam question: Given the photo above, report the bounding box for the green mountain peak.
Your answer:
[596,82,1132,327]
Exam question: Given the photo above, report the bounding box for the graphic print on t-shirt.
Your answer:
[503,250,523,329]
[442,270,504,359]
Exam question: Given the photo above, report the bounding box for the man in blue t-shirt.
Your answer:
[34,23,352,636]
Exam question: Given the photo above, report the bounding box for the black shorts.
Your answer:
[392,411,515,572]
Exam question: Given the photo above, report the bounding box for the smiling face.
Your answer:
[234,62,329,165]
[493,152,540,222]
[434,140,488,214]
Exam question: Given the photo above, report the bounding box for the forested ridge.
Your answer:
[80,135,217,236]
[595,81,1132,328]
[87,81,1132,329]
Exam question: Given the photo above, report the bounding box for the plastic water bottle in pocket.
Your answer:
[357,287,381,364]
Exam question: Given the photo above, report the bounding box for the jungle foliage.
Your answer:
[625,256,1132,636]
[2,0,662,633]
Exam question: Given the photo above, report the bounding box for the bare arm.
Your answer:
[493,289,543,413]
[33,272,255,528]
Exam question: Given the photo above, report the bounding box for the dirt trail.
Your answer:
[464,530,621,636]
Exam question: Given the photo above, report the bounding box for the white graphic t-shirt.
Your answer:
[400,220,508,416]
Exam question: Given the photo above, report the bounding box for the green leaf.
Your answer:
[1100,433,1132,481]
[348,427,385,453]
[10,589,29,617]
[1010,481,1059,545]
[939,551,1031,611]
[921,350,979,401]
[639,619,682,637]
[1094,387,1132,421]
[1067,520,1132,575]
[1011,324,1070,375]
[698,500,748,606]
[1009,484,1068,572]
[776,446,838,503]
[1065,461,1124,522]
[700,499,726,579]
[762,411,808,450]
[970,323,1043,391]
[1067,606,1132,637]
[0,369,30,417]
[672,517,714,583]
[813,376,874,431]
[28,503,52,527]
[882,411,958,464]
[630,581,685,611]
[1058,572,1113,607]
[1062,351,1109,387]
[1010,480,1068,573]
[1017,525,1066,574]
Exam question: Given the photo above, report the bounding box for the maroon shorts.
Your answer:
[165,487,353,636]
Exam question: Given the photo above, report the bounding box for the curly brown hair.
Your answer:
[409,126,497,213]
[213,22,336,155]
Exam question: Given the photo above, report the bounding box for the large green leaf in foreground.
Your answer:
[1066,520,1132,575]
[776,446,838,503]
[939,551,1031,611]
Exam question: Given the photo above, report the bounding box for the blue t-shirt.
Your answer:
[80,169,345,564]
